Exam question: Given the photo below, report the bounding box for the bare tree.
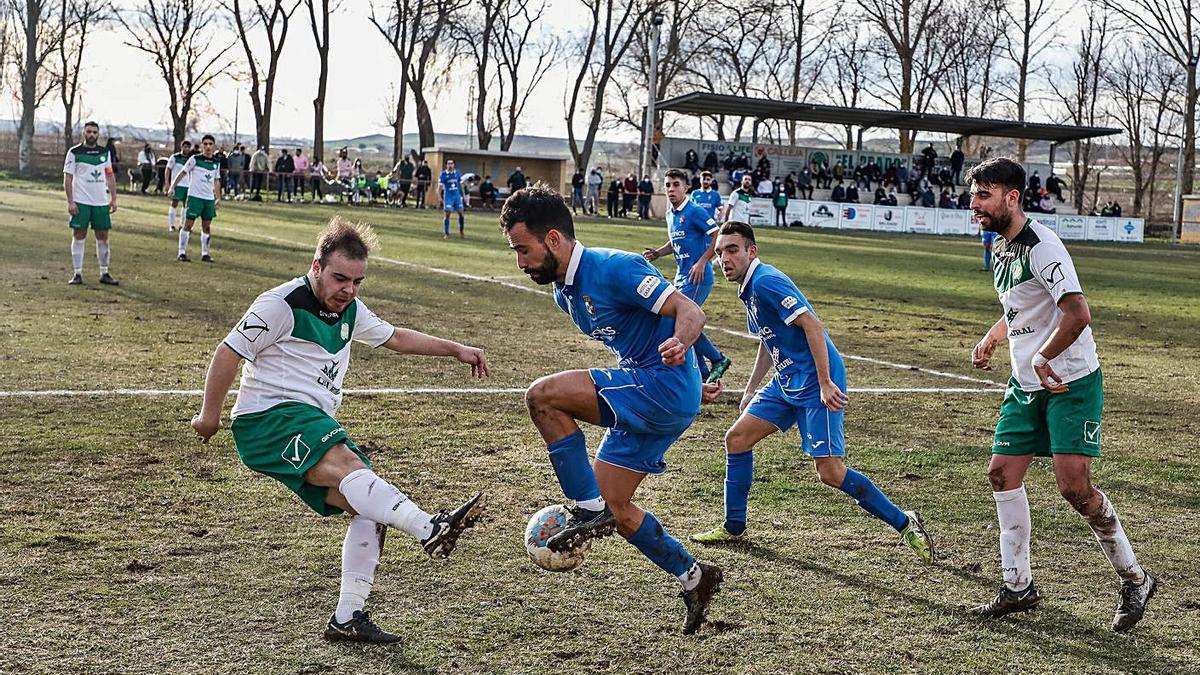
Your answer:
[6,0,62,175]
[694,3,778,141]
[491,0,557,151]
[1049,9,1108,213]
[1101,0,1199,234]
[937,0,1008,156]
[0,5,14,101]
[768,0,833,146]
[821,25,874,148]
[1001,0,1057,161]
[228,0,300,152]
[450,0,503,149]
[55,0,110,148]
[119,0,230,148]
[305,0,337,160]
[564,0,648,172]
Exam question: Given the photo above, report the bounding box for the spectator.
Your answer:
[722,151,735,174]
[783,172,796,199]
[730,167,747,188]
[606,178,620,218]
[292,149,309,202]
[833,161,845,185]
[507,165,527,193]
[684,148,700,173]
[479,175,497,208]
[920,143,937,174]
[213,145,228,195]
[335,148,353,185]
[250,146,269,199]
[895,162,909,188]
[920,184,936,208]
[852,162,866,189]
[690,173,701,191]
[703,149,719,173]
[773,186,788,227]
[394,154,415,207]
[756,154,771,177]
[938,166,953,189]
[797,166,814,200]
[274,149,294,202]
[1112,200,1122,217]
[570,168,586,214]
[105,138,120,183]
[226,145,245,197]
[938,188,953,209]
[586,168,603,215]
[1028,170,1041,193]
[756,175,774,198]
[154,155,168,193]
[873,186,887,204]
[621,173,638,217]
[1038,191,1056,214]
[309,155,327,201]
[845,183,860,204]
[137,143,155,194]
[816,161,830,189]
[957,190,971,209]
[950,145,965,185]
[1045,173,1066,202]
[868,161,882,189]
[637,174,654,220]
[831,180,846,203]
[414,159,432,208]
[735,152,751,171]
[885,188,899,206]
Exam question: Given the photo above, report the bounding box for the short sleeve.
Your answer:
[183,156,196,173]
[102,153,113,176]
[608,256,676,315]
[223,293,293,362]
[63,151,74,175]
[352,299,395,347]
[1030,239,1084,304]
[758,274,812,325]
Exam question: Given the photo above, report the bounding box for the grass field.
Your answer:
[1,185,1198,674]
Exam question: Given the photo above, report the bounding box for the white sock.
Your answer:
[178,229,190,256]
[678,561,701,591]
[577,497,606,512]
[335,515,383,623]
[1085,490,1145,584]
[994,485,1032,591]
[168,206,176,227]
[338,468,434,540]
[70,238,85,274]
[96,240,110,274]
[201,233,211,256]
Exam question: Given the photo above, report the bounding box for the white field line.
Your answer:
[0,386,1001,398]
[221,226,1005,388]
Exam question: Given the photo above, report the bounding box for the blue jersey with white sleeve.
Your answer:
[740,258,845,406]
[666,199,718,286]
[439,169,462,197]
[689,188,722,221]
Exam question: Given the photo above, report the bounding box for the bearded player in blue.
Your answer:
[690,222,935,564]
[438,158,466,239]
[501,184,725,635]
[643,168,732,383]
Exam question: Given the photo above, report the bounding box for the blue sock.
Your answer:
[983,248,992,270]
[627,511,695,577]
[547,430,600,503]
[443,217,450,236]
[839,468,909,531]
[458,214,465,232]
[693,332,723,368]
[724,451,753,535]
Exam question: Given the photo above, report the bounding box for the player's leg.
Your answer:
[168,198,178,231]
[525,370,608,521]
[94,226,118,285]
[178,202,196,261]
[679,279,730,381]
[457,205,465,238]
[442,199,451,238]
[199,218,213,262]
[68,218,87,285]
[322,516,400,644]
[691,411,777,543]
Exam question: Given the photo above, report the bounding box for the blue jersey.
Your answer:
[665,199,718,285]
[554,244,680,370]
[740,259,846,406]
[690,188,722,220]
[439,169,462,196]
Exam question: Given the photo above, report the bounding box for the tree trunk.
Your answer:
[63,102,74,149]
[17,0,42,176]
[413,87,435,151]
[1183,68,1197,198]
[392,79,407,165]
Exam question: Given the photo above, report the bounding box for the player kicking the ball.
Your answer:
[690,222,934,566]
[191,217,488,643]
[966,157,1155,632]
[501,184,724,635]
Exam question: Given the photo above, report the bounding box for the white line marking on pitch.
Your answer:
[221,226,1005,388]
[0,387,1002,398]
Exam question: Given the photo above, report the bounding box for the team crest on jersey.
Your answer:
[580,295,597,318]
[781,296,798,309]
[340,323,350,340]
[237,311,270,342]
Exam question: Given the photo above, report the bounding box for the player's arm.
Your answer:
[63,172,77,215]
[1032,294,1091,393]
[105,166,118,212]
[191,343,241,443]
[643,240,673,261]
[972,316,1007,370]
[656,291,705,366]
[737,341,773,411]
[689,227,719,285]
[168,166,184,192]
[792,311,848,412]
[380,328,490,378]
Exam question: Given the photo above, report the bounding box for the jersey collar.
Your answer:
[739,258,762,296]
[563,242,586,286]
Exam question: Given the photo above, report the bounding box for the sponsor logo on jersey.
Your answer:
[589,326,617,342]
[237,311,270,342]
[340,323,350,340]
[1006,307,1018,323]
[770,346,794,370]
[636,275,661,298]
[320,427,345,443]
[1040,261,1064,287]
[781,296,798,309]
[1009,326,1036,337]
[318,360,342,395]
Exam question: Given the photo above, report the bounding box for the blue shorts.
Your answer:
[745,378,845,457]
[675,273,714,306]
[589,356,701,475]
[981,231,996,245]
[444,193,464,211]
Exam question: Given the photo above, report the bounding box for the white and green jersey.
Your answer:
[181,154,219,200]
[224,276,396,418]
[169,152,192,188]
[63,144,112,206]
[992,219,1099,392]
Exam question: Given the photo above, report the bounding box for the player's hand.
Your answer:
[215,200,220,210]
[820,380,849,412]
[68,202,79,216]
[971,335,998,370]
[457,345,490,378]
[658,336,688,366]
[1033,360,1068,394]
[642,248,659,262]
[191,413,220,443]
[739,390,755,413]
[701,380,723,403]
[108,201,118,214]
[688,261,707,285]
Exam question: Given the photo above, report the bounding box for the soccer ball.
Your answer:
[525,504,590,572]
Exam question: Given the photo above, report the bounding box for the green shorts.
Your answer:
[230,401,371,516]
[185,196,217,221]
[173,185,189,202]
[69,203,112,230]
[992,368,1103,457]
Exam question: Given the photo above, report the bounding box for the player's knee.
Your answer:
[1056,478,1094,513]
[305,443,365,487]
[814,457,845,487]
[985,463,1010,491]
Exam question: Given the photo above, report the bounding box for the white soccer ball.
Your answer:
[525,504,591,572]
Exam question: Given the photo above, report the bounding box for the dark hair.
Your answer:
[719,221,756,245]
[83,121,99,130]
[964,157,1025,196]
[315,216,379,267]
[664,168,688,182]
[201,134,215,143]
[499,182,575,239]
[181,140,192,147]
